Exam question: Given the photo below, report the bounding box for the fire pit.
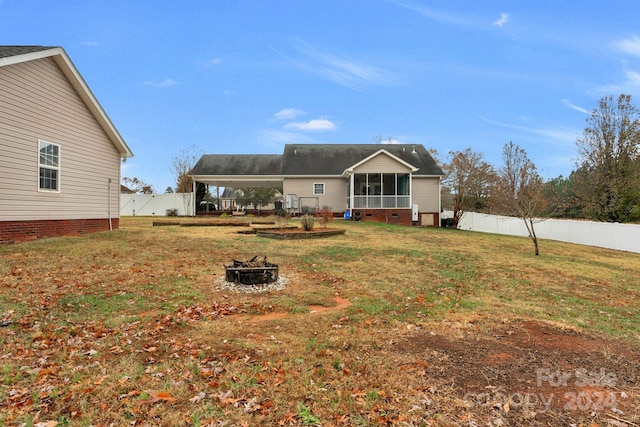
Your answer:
[224,255,279,285]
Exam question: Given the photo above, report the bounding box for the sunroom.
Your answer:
[347,173,411,209]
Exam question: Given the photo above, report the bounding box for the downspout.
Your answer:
[409,172,413,210]
[108,178,113,231]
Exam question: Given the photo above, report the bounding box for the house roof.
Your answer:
[0,46,53,58]
[281,144,443,176]
[190,154,284,188]
[0,45,133,158]
[190,144,443,187]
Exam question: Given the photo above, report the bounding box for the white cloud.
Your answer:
[476,114,578,144]
[291,40,402,91]
[144,78,177,88]
[204,57,222,67]
[493,13,509,27]
[625,69,640,85]
[614,35,640,57]
[600,68,640,96]
[284,119,337,131]
[274,108,306,120]
[81,41,99,46]
[387,0,470,26]
[561,99,590,115]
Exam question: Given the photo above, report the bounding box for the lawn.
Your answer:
[1,216,639,426]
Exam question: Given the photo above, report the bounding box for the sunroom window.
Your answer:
[351,173,410,208]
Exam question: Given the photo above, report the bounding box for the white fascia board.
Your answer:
[190,175,284,188]
[191,175,284,180]
[0,47,63,67]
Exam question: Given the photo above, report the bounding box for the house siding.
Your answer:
[352,152,413,174]
[0,57,121,224]
[283,177,346,212]
[412,177,440,213]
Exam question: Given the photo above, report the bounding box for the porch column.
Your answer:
[192,180,197,216]
[347,175,353,215]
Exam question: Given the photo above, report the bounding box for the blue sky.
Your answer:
[2,1,640,192]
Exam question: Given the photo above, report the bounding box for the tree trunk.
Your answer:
[529,218,539,256]
[523,217,540,256]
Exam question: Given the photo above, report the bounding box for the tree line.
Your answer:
[441,94,640,255]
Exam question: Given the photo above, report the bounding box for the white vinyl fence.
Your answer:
[445,211,640,254]
[120,193,194,217]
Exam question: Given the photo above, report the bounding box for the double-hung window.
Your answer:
[38,140,60,191]
[313,182,325,195]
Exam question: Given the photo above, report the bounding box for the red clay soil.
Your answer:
[393,318,640,425]
[221,294,639,425]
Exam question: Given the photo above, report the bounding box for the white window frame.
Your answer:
[38,140,60,192]
[313,182,325,195]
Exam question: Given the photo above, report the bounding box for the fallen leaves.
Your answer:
[139,391,178,405]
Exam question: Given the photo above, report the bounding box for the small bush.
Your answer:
[300,214,315,231]
[317,208,333,228]
[166,208,178,217]
[220,212,228,218]
[275,211,291,229]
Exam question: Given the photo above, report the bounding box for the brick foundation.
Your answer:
[349,209,440,227]
[0,218,118,245]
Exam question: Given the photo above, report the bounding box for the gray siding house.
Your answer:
[191,144,444,226]
[0,46,133,244]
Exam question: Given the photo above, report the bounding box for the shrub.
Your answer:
[166,208,178,217]
[300,214,315,231]
[275,211,291,229]
[317,208,333,228]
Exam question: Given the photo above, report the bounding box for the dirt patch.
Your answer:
[309,296,351,313]
[231,296,352,323]
[393,319,640,424]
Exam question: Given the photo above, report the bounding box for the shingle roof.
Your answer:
[0,45,56,59]
[190,144,444,181]
[191,154,283,176]
[281,144,443,176]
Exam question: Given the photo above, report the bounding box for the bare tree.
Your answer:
[492,142,547,255]
[122,176,153,194]
[172,145,201,193]
[442,148,495,228]
[574,94,640,222]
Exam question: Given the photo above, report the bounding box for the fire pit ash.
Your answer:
[224,255,279,285]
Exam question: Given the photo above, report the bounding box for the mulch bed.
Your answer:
[256,228,346,239]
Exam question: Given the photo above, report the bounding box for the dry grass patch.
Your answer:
[1,217,639,426]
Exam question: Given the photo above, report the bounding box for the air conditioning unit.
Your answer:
[286,194,298,209]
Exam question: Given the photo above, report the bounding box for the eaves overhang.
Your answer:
[190,175,284,188]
